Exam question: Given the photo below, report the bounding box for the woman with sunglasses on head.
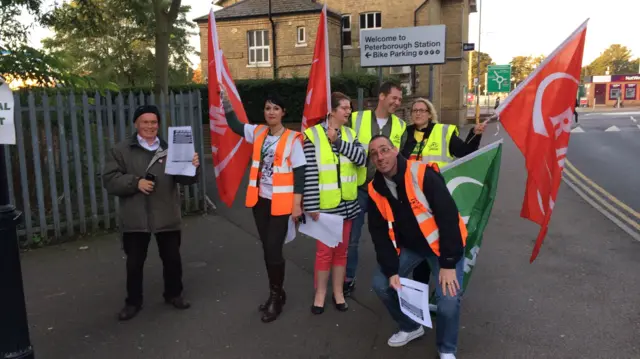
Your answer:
[400,97,485,286]
[220,89,306,323]
[302,91,366,314]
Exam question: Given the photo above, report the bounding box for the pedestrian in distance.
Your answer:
[344,81,408,297]
[103,105,200,321]
[401,97,484,285]
[302,91,367,314]
[367,135,467,359]
[220,89,306,323]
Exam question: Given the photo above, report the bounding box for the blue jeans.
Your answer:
[372,248,464,354]
[346,188,369,280]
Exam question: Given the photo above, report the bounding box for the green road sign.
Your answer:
[487,64,511,93]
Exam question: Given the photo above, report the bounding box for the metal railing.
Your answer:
[3,90,208,246]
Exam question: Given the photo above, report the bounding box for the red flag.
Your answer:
[495,19,588,263]
[208,9,252,207]
[301,4,331,131]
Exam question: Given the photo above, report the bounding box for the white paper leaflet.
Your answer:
[166,126,196,176]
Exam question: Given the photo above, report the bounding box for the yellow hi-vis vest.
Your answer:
[351,110,407,185]
[409,124,458,169]
[304,124,358,209]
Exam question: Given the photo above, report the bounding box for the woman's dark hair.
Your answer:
[264,92,287,116]
[330,91,351,111]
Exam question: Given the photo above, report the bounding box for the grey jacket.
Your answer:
[102,133,201,233]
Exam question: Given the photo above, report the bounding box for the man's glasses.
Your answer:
[370,146,392,161]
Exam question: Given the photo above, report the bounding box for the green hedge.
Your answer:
[167,72,397,124]
[17,72,402,124]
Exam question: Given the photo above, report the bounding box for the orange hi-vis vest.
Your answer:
[367,160,467,255]
[245,125,303,215]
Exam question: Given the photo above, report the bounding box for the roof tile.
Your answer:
[193,0,339,22]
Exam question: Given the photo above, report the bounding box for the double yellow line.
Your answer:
[563,160,640,241]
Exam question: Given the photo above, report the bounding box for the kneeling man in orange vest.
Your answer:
[367,135,467,359]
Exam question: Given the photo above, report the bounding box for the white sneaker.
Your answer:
[387,326,425,347]
[439,353,456,359]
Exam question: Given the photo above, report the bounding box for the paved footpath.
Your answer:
[20,123,640,358]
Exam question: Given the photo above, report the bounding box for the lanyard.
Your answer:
[414,129,428,161]
[260,133,282,163]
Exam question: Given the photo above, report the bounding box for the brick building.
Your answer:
[193,0,477,125]
[582,74,640,108]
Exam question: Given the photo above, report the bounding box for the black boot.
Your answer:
[259,288,286,312]
[261,262,285,323]
[259,262,286,311]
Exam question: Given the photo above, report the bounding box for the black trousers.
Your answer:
[122,231,183,307]
[252,197,289,268]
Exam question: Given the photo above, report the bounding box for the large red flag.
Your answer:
[208,8,252,207]
[301,3,331,131]
[495,19,588,263]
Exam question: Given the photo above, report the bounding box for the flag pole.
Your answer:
[474,0,483,125]
[323,3,331,115]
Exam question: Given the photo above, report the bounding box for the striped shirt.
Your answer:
[303,122,367,221]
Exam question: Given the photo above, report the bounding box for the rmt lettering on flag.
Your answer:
[210,103,227,137]
[207,7,252,207]
[495,19,588,263]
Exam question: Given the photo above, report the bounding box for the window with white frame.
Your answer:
[247,30,270,65]
[341,15,352,47]
[360,12,381,30]
[296,26,306,44]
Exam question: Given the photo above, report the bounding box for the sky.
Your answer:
[468,0,640,67]
[17,0,640,71]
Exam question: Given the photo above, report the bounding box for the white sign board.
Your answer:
[0,81,15,145]
[360,25,446,67]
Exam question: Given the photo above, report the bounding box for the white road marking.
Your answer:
[571,126,585,133]
[584,111,640,117]
[605,125,620,132]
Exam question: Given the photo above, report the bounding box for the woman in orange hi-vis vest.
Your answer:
[221,90,306,323]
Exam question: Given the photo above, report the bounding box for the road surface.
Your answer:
[17,123,640,359]
[564,111,640,240]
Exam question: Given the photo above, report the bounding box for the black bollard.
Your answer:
[0,144,34,359]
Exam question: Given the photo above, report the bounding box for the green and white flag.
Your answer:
[429,140,503,311]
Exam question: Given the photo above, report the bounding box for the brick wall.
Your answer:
[198,13,342,81]
[197,0,473,126]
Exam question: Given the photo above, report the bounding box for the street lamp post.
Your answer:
[474,0,483,124]
[0,80,35,359]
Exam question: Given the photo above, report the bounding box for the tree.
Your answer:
[0,0,89,87]
[469,51,494,94]
[583,44,638,76]
[153,0,182,95]
[509,56,531,86]
[42,0,196,89]
[192,63,204,84]
[510,54,545,88]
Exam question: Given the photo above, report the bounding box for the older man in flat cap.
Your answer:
[103,105,200,321]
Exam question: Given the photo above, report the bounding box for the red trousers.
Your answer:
[314,220,352,287]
